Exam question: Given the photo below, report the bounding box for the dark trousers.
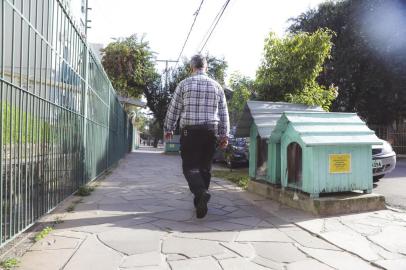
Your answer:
[180,127,217,197]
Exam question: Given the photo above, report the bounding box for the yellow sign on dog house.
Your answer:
[329,154,351,174]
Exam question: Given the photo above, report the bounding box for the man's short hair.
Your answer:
[190,54,207,69]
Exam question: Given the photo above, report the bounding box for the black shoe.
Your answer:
[193,197,199,208]
[196,191,211,219]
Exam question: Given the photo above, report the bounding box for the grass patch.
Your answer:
[53,216,64,224]
[75,186,95,196]
[66,205,75,212]
[0,258,19,270]
[34,226,54,242]
[212,169,250,189]
[65,199,82,212]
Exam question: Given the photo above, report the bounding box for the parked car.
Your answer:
[372,140,396,182]
[213,138,249,168]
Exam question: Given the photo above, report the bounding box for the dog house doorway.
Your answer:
[256,136,268,179]
[287,142,302,187]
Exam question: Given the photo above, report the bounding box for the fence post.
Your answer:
[83,45,89,184]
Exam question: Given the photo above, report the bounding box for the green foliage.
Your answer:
[75,186,95,196]
[1,102,48,144]
[212,169,250,189]
[102,34,158,99]
[130,108,149,133]
[66,205,75,212]
[65,199,82,212]
[256,29,336,110]
[34,226,53,242]
[53,216,64,224]
[228,72,253,125]
[0,258,19,270]
[288,0,406,124]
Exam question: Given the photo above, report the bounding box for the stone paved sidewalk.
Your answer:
[16,149,406,270]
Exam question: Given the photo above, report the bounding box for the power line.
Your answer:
[199,0,231,53]
[174,0,205,69]
[197,1,226,51]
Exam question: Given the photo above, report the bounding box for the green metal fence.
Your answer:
[0,0,132,246]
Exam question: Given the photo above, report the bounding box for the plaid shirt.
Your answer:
[164,71,230,137]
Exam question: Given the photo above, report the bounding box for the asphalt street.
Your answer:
[374,158,406,210]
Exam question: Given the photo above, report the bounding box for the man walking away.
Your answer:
[164,54,230,219]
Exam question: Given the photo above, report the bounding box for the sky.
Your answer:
[73,0,326,81]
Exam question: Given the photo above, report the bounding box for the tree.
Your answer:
[102,34,157,99]
[256,29,337,110]
[144,55,228,137]
[288,0,406,124]
[129,108,149,134]
[228,72,253,125]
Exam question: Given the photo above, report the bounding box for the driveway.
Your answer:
[374,158,406,210]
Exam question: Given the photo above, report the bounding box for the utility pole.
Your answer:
[84,0,92,37]
[156,59,178,91]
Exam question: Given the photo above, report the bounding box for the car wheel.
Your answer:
[373,175,384,182]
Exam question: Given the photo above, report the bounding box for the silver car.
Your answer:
[372,140,396,182]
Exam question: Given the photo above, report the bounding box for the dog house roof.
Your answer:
[235,101,323,138]
[270,111,383,146]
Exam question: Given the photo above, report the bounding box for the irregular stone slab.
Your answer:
[299,246,378,270]
[228,217,262,227]
[368,226,406,255]
[225,209,253,218]
[284,230,340,250]
[64,235,123,270]
[18,249,76,270]
[30,235,81,251]
[168,257,222,270]
[375,258,406,270]
[114,216,160,228]
[213,249,239,260]
[166,254,189,261]
[223,206,238,212]
[287,259,334,270]
[221,242,256,258]
[98,203,146,214]
[219,257,269,270]
[140,204,177,213]
[343,221,382,236]
[152,219,212,232]
[237,228,293,243]
[162,237,225,258]
[98,228,164,255]
[251,256,285,270]
[253,242,307,263]
[120,252,164,268]
[172,231,238,242]
[202,221,252,231]
[122,265,171,270]
[321,231,380,261]
[151,209,194,221]
[52,230,89,240]
[208,207,231,216]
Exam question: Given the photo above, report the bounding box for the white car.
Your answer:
[372,140,396,182]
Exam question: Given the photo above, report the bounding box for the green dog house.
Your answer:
[235,101,323,182]
[270,111,382,198]
[165,135,181,153]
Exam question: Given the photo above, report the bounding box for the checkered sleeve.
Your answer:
[164,84,183,133]
[218,87,230,137]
